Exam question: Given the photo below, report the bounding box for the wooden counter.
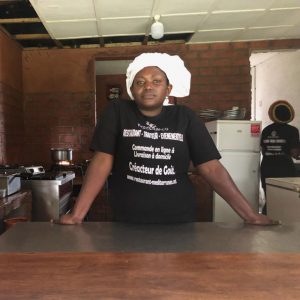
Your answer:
[1,222,300,299]
[0,252,299,299]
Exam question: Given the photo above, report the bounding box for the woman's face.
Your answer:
[130,66,172,116]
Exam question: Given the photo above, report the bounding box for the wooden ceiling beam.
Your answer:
[13,33,50,40]
[53,39,63,48]
[0,17,41,24]
[0,24,12,38]
[0,0,23,5]
[142,35,149,45]
[98,37,105,47]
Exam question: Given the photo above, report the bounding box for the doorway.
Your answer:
[250,49,300,211]
[250,49,300,129]
[94,60,132,119]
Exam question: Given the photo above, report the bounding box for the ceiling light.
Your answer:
[151,15,164,39]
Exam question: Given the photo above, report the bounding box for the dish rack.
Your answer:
[197,107,246,120]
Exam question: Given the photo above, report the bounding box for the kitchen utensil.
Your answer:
[51,148,73,163]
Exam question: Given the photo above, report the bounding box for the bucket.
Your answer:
[4,217,28,231]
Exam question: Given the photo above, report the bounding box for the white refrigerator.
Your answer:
[205,120,261,222]
[266,177,300,222]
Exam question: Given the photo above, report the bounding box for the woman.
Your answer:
[260,100,300,214]
[60,52,278,225]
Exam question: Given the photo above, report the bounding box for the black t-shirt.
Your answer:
[260,123,299,165]
[91,100,220,223]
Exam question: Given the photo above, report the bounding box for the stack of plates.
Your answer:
[197,109,222,120]
[221,107,246,120]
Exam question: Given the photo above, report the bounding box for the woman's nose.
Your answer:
[144,81,153,89]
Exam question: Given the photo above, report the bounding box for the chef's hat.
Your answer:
[268,100,295,123]
[126,52,191,100]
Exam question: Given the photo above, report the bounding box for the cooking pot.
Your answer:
[51,148,73,163]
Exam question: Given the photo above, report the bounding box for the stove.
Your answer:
[50,161,90,197]
[50,160,89,177]
[0,164,75,221]
[0,165,23,196]
[0,173,21,197]
[21,170,75,222]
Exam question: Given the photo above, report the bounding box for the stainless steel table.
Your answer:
[1,221,300,253]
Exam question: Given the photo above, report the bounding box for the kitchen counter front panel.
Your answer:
[0,252,300,300]
[1,221,300,253]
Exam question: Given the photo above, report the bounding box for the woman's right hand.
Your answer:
[244,213,281,226]
[58,213,82,225]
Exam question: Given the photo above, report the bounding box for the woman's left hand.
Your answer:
[244,213,281,226]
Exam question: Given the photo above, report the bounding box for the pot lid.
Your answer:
[51,148,73,151]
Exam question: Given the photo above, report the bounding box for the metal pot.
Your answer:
[51,148,73,163]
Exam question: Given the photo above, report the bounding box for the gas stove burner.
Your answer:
[24,165,45,175]
[0,170,20,176]
[0,164,26,175]
[21,170,75,181]
[50,161,89,177]
[0,164,47,176]
[57,160,72,166]
[0,164,24,169]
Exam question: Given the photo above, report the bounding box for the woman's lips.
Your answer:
[143,92,155,99]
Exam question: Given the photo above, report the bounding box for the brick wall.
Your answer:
[22,48,97,166]
[183,43,251,115]
[18,39,300,166]
[0,31,23,164]
[23,92,95,167]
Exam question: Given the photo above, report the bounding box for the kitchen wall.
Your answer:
[0,30,23,164]
[1,35,299,166]
[22,42,250,165]
[22,48,96,166]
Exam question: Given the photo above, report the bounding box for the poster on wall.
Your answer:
[107,85,122,101]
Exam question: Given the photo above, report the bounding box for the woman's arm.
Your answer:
[290,147,299,159]
[290,128,300,159]
[59,151,114,224]
[196,159,280,225]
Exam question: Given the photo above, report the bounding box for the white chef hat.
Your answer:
[126,52,191,100]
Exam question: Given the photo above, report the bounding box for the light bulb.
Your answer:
[151,15,164,39]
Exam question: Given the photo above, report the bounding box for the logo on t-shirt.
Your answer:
[137,122,168,132]
[122,121,184,186]
[270,130,278,138]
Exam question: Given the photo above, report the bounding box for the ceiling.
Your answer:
[0,0,300,49]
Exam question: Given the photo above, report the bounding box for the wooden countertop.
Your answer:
[0,252,299,299]
[1,222,300,299]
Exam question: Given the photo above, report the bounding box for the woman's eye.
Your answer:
[136,80,144,86]
[153,79,161,85]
